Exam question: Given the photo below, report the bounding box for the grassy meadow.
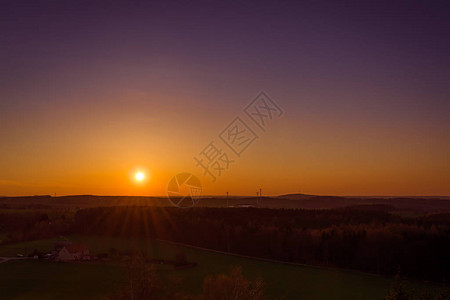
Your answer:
[0,235,446,300]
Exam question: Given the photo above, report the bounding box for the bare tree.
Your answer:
[200,267,265,300]
[107,255,160,300]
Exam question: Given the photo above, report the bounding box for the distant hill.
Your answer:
[278,193,316,200]
[0,194,449,212]
[274,193,450,212]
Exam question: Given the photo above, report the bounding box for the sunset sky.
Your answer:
[1,0,449,196]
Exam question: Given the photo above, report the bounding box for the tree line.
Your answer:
[71,206,450,282]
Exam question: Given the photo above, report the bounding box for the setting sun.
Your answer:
[129,167,151,187]
[135,172,145,181]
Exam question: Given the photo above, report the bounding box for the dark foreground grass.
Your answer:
[0,260,123,300]
[0,235,446,300]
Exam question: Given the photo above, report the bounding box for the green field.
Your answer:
[0,235,446,300]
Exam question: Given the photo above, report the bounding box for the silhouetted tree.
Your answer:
[200,267,265,300]
[108,255,160,300]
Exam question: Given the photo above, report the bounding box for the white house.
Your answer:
[56,243,90,261]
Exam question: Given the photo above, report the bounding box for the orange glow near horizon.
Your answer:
[0,73,448,198]
[0,92,449,197]
[1,1,449,198]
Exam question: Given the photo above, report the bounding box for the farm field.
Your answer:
[0,235,446,300]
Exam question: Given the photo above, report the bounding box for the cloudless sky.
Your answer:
[1,0,449,196]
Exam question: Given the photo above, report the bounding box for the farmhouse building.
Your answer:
[56,243,90,261]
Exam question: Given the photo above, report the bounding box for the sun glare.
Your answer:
[135,172,145,181]
[130,167,151,186]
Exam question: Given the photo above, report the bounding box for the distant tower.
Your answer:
[226,191,229,207]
